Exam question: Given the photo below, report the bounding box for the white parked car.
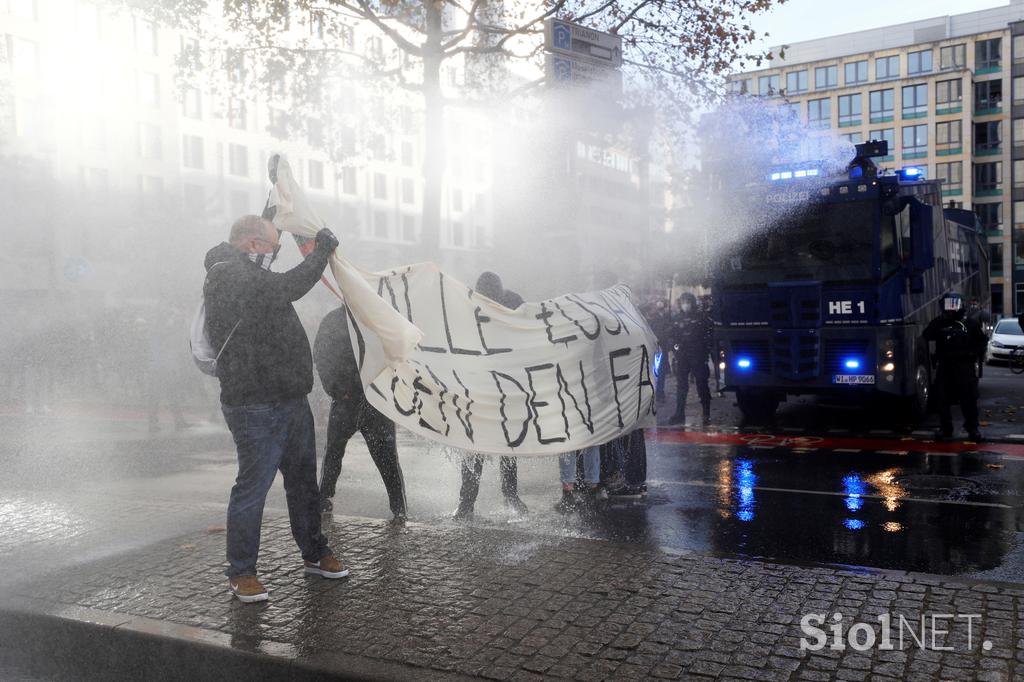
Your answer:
[987,318,1024,364]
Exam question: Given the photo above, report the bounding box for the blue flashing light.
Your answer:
[653,350,664,378]
[844,519,866,530]
[899,166,925,181]
[768,167,820,181]
[843,474,865,513]
[843,358,861,370]
[736,357,752,370]
[849,165,864,179]
[736,460,756,522]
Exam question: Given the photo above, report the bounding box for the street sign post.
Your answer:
[544,19,623,67]
[543,19,623,95]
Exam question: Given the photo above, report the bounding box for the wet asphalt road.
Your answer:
[1,364,1022,584]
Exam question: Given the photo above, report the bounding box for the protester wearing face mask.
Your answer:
[203,214,347,603]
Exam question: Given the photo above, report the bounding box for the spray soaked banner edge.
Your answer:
[266,154,657,456]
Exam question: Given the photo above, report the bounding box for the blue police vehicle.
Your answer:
[713,140,989,420]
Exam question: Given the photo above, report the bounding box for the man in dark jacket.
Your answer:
[923,292,987,442]
[314,305,407,523]
[453,271,529,520]
[667,292,713,426]
[204,214,347,603]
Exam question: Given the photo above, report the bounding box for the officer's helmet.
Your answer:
[941,292,963,314]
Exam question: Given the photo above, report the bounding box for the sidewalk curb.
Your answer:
[0,603,474,682]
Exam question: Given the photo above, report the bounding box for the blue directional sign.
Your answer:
[544,18,623,68]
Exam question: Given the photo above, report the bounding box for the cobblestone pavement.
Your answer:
[6,513,1023,681]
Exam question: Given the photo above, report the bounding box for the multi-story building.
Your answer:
[726,0,1024,315]
[1,0,669,311]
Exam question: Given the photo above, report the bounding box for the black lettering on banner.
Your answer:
[474,306,512,355]
[490,371,530,448]
[537,302,578,346]
[377,277,399,312]
[417,272,446,354]
[451,369,475,442]
[423,365,452,437]
[411,375,442,434]
[595,291,631,333]
[439,272,482,356]
[524,363,569,445]
[571,294,621,335]
[555,299,600,340]
[584,295,625,335]
[557,361,594,434]
[608,347,632,428]
[601,289,645,330]
[636,344,655,419]
[401,272,414,323]
[391,375,417,416]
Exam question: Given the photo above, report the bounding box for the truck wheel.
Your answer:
[736,389,779,422]
[906,363,930,420]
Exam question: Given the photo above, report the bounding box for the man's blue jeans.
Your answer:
[221,397,329,577]
[559,446,600,486]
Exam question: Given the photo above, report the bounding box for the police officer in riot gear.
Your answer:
[668,292,713,427]
[923,292,987,442]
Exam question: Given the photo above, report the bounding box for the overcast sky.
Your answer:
[748,0,1010,51]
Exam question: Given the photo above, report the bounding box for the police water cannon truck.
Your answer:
[713,140,989,419]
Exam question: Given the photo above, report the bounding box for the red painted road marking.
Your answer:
[648,428,1024,459]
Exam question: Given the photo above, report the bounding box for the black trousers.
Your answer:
[934,362,979,433]
[459,455,518,507]
[319,396,406,516]
[673,355,711,418]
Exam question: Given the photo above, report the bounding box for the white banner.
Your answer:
[267,155,656,455]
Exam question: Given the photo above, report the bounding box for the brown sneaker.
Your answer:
[304,554,349,579]
[228,575,268,603]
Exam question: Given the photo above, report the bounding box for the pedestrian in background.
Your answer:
[314,304,407,524]
[204,214,347,603]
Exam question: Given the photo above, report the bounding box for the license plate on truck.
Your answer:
[833,374,875,385]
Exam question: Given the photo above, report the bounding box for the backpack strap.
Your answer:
[205,260,243,361]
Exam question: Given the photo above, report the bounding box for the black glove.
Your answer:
[315,228,339,253]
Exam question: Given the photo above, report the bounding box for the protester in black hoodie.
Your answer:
[204,214,347,604]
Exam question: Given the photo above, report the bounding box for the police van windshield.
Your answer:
[995,319,1023,336]
[718,200,876,286]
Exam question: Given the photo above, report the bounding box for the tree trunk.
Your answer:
[420,0,446,261]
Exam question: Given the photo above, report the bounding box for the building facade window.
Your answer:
[342,167,357,194]
[1015,160,1024,187]
[728,78,751,94]
[401,141,414,166]
[907,49,932,75]
[308,160,324,189]
[876,55,899,80]
[974,162,1003,193]
[373,172,388,200]
[936,161,962,193]
[228,144,248,177]
[228,99,246,130]
[1015,118,1024,147]
[939,44,966,70]
[841,132,864,145]
[976,202,1002,232]
[901,84,927,117]
[373,210,388,239]
[134,17,158,55]
[901,124,927,156]
[182,134,203,169]
[976,38,1002,71]
[814,65,837,89]
[869,127,896,155]
[401,178,415,204]
[786,70,808,94]
[991,243,1003,276]
[844,60,868,85]
[838,94,861,126]
[137,71,160,107]
[975,79,1003,112]
[138,123,161,159]
[936,79,963,109]
[975,121,1002,153]
[937,120,962,150]
[807,97,831,128]
[780,102,801,121]
[869,89,894,122]
[181,87,201,119]
[758,74,780,96]
[1015,35,1024,63]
